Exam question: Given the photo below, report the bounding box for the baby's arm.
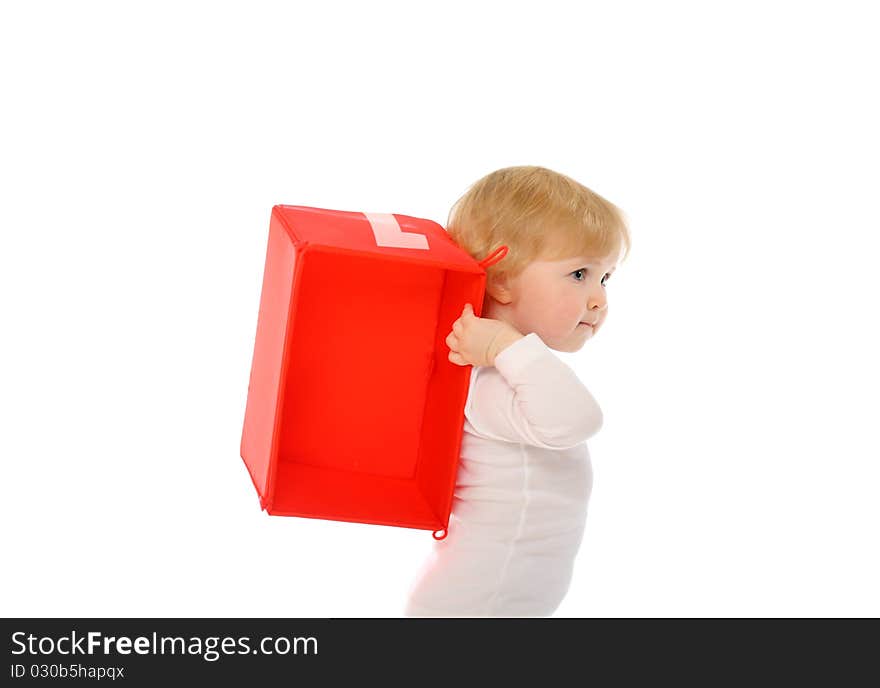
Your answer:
[447,305,603,449]
[469,333,603,449]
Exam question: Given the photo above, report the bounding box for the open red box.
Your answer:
[240,205,488,537]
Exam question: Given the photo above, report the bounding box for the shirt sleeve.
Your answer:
[463,332,603,449]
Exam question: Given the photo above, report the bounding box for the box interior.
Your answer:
[273,249,481,529]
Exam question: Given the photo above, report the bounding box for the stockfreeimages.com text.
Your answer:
[11,631,317,662]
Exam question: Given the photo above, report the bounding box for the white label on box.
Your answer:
[364,212,430,250]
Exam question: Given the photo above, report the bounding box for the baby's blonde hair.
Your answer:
[446,166,631,284]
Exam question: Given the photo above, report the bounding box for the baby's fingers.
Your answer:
[448,350,468,366]
[445,331,459,350]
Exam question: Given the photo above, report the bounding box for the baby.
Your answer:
[404,166,631,617]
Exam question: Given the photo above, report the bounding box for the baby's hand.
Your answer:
[446,303,524,368]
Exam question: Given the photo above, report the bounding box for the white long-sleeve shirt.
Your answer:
[404,332,603,617]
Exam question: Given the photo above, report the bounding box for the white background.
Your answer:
[2,1,878,617]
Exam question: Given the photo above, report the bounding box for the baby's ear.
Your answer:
[486,274,513,305]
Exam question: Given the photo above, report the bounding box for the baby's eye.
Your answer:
[601,273,611,286]
[572,269,586,281]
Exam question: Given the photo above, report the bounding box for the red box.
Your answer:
[240,205,488,537]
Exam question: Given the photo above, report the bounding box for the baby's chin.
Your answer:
[546,331,593,353]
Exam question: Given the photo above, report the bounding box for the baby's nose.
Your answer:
[588,291,607,311]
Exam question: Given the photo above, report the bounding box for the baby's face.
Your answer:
[504,253,617,353]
